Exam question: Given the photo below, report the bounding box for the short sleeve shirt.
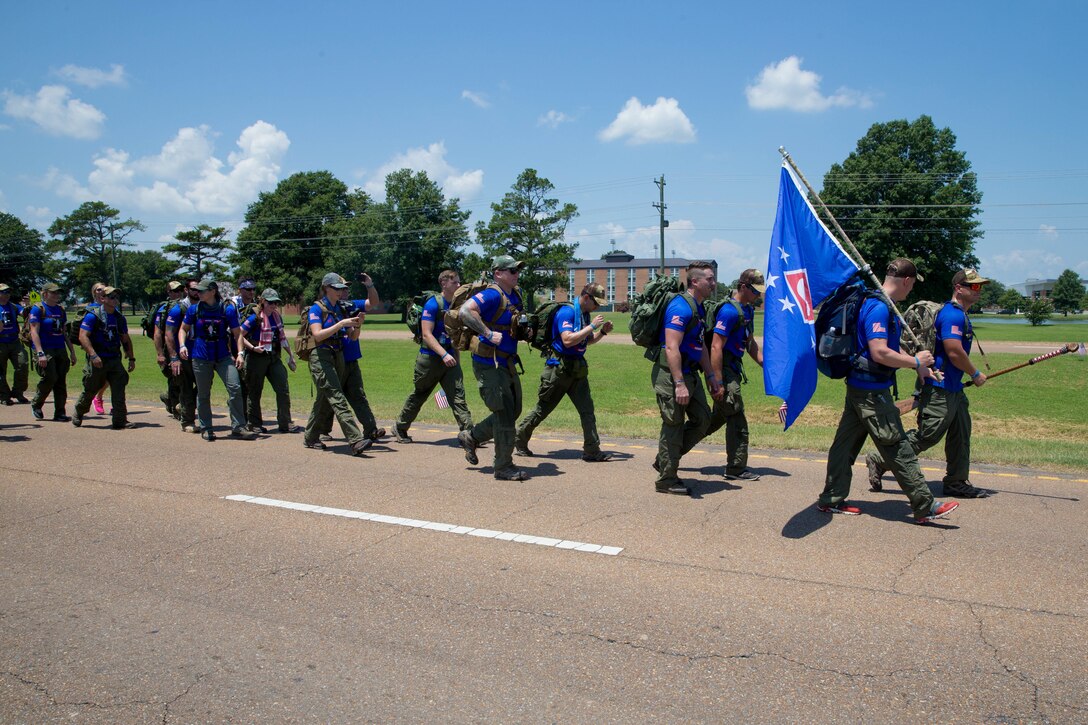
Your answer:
[469,286,522,365]
[713,300,753,364]
[340,299,372,363]
[0,302,23,344]
[547,302,587,366]
[164,301,190,352]
[847,297,898,390]
[420,294,453,357]
[240,312,285,350]
[659,294,705,371]
[932,301,972,392]
[307,297,348,353]
[30,303,67,351]
[183,302,239,361]
[81,309,128,358]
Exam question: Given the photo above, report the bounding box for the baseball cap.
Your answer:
[41,283,62,293]
[238,278,257,290]
[102,286,121,297]
[492,255,526,271]
[0,283,10,293]
[738,269,767,294]
[194,279,218,292]
[886,258,924,282]
[167,280,183,291]
[321,272,349,289]
[261,288,282,303]
[952,268,990,286]
[585,283,607,305]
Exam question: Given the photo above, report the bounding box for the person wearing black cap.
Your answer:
[819,258,960,524]
[166,278,201,432]
[704,268,766,481]
[456,255,528,481]
[152,280,185,418]
[177,279,256,441]
[301,272,372,456]
[329,271,386,442]
[27,283,78,421]
[867,267,993,498]
[0,283,30,405]
[72,286,136,429]
[514,282,615,462]
[237,287,300,433]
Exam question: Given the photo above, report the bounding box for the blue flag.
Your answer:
[763,164,859,429]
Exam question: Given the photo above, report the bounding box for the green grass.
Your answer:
[116,330,1088,473]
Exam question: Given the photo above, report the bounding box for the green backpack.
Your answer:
[900,300,943,356]
[526,300,571,356]
[141,299,170,338]
[703,297,746,348]
[406,291,442,344]
[629,276,695,355]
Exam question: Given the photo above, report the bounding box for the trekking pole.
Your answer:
[894,342,1080,415]
[778,147,923,351]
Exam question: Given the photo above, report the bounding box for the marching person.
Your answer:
[231,277,257,311]
[651,261,724,495]
[87,281,111,416]
[334,273,386,442]
[819,258,960,524]
[177,279,256,441]
[28,282,78,421]
[72,286,136,429]
[237,288,300,434]
[301,273,372,456]
[867,268,993,499]
[393,269,473,442]
[457,255,528,481]
[166,278,200,432]
[0,283,30,405]
[152,280,184,418]
[704,269,765,482]
[514,282,614,462]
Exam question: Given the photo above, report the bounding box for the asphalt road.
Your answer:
[2,400,1086,723]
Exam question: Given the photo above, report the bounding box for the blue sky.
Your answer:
[3,1,1085,287]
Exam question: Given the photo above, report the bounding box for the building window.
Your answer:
[586,268,595,284]
[568,269,575,299]
[607,269,615,302]
[649,267,657,281]
[671,267,679,279]
[628,269,637,299]
[549,288,555,301]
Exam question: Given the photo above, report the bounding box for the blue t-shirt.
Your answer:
[164,300,191,353]
[419,294,454,357]
[847,297,898,390]
[29,303,67,351]
[712,300,753,369]
[931,301,973,392]
[183,302,239,361]
[546,302,587,366]
[659,294,705,372]
[470,286,522,365]
[80,309,128,358]
[307,297,351,353]
[240,311,285,350]
[0,302,23,344]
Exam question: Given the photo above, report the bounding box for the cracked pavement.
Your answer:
[1,401,1085,722]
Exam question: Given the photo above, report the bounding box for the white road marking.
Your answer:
[223,495,623,556]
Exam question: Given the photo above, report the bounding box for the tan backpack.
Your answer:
[294,300,334,362]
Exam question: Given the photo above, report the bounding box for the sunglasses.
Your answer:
[106,294,120,300]
[960,282,983,292]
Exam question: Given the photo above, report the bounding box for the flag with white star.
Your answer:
[763,163,859,429]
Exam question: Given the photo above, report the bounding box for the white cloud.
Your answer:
[3,84,106,139]
[538,110,572,128]
[990,249,1065,282]
[598,97,696,145]
[25,205,51,221]
[461,90,490,109]
[43,120,290,216]
[56,63,127,88]
[1039,223,1059,239]
[746,56,872,112]
[362,141,484,201]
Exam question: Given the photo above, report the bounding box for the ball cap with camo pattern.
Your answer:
[320,272,349,289]
[738,269,767,294]
[585,283,607,305]
[492,255,526,272]
[952,268,990,286]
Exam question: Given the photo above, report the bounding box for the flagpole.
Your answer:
[777,146,922,349]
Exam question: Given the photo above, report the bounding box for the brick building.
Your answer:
[547,252,718,309]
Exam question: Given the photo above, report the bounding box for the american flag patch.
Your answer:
[951,325,961,336]
[434,390,449,409]
[778,402,788,425]
[670,315,683,326]
[715,321,726,331]
[872,322,885,333]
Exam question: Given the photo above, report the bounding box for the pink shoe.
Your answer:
[92,395,105,415]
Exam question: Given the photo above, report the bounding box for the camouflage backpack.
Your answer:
[406,291,441,344]
[900,300,943,356]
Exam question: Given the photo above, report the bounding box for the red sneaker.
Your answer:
[816,502,862,515]
[916,500,959,524]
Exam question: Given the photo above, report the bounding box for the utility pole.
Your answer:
[653,175,668,274]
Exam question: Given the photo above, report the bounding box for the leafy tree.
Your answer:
[459,252,491,285]
[1082,290,1088,314]
[325,170,471,306]
[819,115,982,302]
[977,279,1007,309]
[0,212,48,295]
[163,224,232,279]
[997,288,1025,314]
[47,201,145,292]
[232,171,351,303]
[115,250,177,313]
[1049,269,1085,316]
[475,168,579,311]
[1023,297,1053,326]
